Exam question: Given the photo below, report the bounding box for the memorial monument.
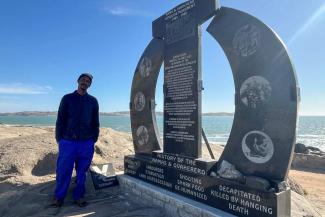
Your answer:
[125,0,299,216]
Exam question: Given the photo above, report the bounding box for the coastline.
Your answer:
[1,115,325,153]
[0,111,234,116]
[0,125,324,216]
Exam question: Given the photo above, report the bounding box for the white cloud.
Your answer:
[0,96,21,100]
[44,85,53,90]
[104,6,153,17]
[0,83,53,94]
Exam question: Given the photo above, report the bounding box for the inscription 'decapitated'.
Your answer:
[125,156,275,216]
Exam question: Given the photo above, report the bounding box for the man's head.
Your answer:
[77,73,93,92]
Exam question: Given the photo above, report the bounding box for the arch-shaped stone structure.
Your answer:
[207,7,299,181]
[130,6,299,181]
[128,2,298,216]
[130,38,164,154]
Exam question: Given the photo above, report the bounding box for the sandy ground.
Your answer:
[289,170,325,216]
[0,125,167,217]
[0,124,324,216]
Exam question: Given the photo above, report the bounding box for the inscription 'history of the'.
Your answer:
[127,0,299,216]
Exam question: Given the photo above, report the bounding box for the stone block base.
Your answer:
[118,175,235,217]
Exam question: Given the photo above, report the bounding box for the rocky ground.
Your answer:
[0,125,324,216]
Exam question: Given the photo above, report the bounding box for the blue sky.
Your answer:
[0,0,324,115]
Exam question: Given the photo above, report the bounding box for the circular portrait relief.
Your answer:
[233,24,260,57]
[240,76,271,109]
[139,57,152,78]
[242,131,274,164]
[134,92,145,112]
[136,126,149,146]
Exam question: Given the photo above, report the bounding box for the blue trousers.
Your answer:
[54,139,94,201]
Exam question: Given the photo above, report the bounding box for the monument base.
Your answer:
[124,154,291,217]
[118,174,235,217]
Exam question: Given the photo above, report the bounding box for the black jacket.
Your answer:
[55,91,99,143]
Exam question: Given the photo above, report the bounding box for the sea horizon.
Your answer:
[1,114,324,152]
[0,111,324,117]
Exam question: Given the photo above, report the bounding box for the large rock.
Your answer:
[291,153,325,172]
[294,143,309,154]
[307,146,324,156]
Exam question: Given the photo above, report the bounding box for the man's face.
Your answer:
[78,76,91,91]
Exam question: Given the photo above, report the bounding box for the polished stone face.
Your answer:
[131,0,218,157]
[125,154,291,217]
[207,7,299,181]
[130,39,164,154]
[129,1,297,216]
[152,0,217,158]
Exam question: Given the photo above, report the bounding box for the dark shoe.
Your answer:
[51,198,63,207]
[74,198,89,207]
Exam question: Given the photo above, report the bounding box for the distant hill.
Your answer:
[203,112,234,116]
[0,111,133,116]
[0,111,233,116]
[101,111,130,116]
[0,111,57,116]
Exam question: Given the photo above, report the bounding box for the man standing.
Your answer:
[53,73,99,207]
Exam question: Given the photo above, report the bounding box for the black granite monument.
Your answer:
[126,1,299,216]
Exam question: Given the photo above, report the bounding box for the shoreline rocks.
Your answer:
[291,153,325,172]
[292,143,325,172]
[295,143,324,156]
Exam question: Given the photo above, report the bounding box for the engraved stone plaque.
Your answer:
[153,0,217,158]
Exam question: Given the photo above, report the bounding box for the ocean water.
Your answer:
[0,115,324,151]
